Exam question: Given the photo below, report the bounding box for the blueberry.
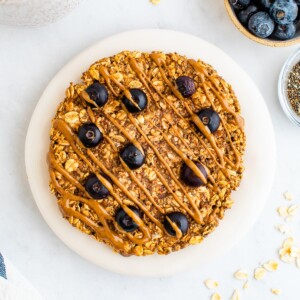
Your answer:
[248,11,275,38]
[175,76,196,98]
[120,143,145,170]
[164,212,189,236]
[230,0,251,10]
[259,0,275,9]
[269,0,298,25]
[272,22,296,39]
[78,123,103,148]
[115,206,141,232]
[85,82,108,107]
[84,173,110,199]
[238,5,258,24]
[180,161,208,187]
[197,108,221,133]
[122,88,147,113]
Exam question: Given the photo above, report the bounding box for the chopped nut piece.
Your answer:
[283,191,293,201]
[211,293,222,300]
[234,269,248,280]
[254,267,266,280]
[271,288,281,295]
[263,260,279,272]
[204,279,219,290]
[230,289,240,300]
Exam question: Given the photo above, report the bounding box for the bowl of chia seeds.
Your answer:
[278,47,300,126]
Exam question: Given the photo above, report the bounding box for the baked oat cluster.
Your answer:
[48,51,246,256]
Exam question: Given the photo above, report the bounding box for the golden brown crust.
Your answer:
[48,51,246,256]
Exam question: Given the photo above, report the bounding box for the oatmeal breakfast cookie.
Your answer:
[48,51,246,256]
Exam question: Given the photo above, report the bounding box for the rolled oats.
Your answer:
[48,51,245,256]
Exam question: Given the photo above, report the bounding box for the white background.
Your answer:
[0,0,300,299]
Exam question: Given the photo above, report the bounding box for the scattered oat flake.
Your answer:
[263,260,279,272]
[230,289,240,300]
[277,206,288,217]
[279,238,296,263]
[211,293,221,300]
[275,224,291,234]
[254,267,266,280]
[287,204,299,215]
[283,191,293,201]
[204,279,219,289]
[271,288,281,295]
[150,0,160,4]
[243,281,249,290]
[234,269,248,280]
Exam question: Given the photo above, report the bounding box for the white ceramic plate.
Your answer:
[25,29,276,277]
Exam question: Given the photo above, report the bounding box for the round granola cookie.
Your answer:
[48,51,246,256]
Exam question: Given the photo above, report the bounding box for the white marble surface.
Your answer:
[0,0,299,299]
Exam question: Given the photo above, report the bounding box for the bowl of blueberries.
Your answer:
[225,0,300,46]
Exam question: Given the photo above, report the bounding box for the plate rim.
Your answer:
[25,29,276,277]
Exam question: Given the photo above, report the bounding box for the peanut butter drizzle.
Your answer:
[170,125,194,155]
[81,90,99,108]
[99,65,141,110]
[49,168,128,251]
[128,56,226,176]
[166,216,182,239]
[86,107,118,152]
[87,106,96,122]
[149,120,208,185]
[128,57,160,109]
[48,151,90,197]
[102,110,144,156]
[51,119,154,245]
[198,73,241,170]
[188,59,244,130]
[153,168,198,221]
[150,53,226,169]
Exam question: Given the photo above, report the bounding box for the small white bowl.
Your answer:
[278,48,300,126]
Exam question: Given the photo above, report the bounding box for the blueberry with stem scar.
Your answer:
[78,123,103,148]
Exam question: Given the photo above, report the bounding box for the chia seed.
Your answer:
[287,61,300,116]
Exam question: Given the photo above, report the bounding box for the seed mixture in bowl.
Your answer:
[48,51,246,256]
